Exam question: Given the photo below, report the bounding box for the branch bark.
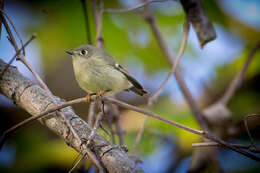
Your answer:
[0,59,144,173]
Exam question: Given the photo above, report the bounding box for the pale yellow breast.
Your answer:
[72,57,131,95]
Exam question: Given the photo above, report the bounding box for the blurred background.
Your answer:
[0,0,260,172]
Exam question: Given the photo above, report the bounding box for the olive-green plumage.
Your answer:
[67,45,147,96]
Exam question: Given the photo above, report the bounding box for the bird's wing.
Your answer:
[112,63,144,91]
[96,53,147,95]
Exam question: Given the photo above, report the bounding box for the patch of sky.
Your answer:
[219,0,260,29]
[0,2,44,107]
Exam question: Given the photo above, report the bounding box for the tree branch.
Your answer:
[1,59,259,162]
[219,42,260,105]
[103,0,167,13]
[80,0,92,44]
[0,59,144,173]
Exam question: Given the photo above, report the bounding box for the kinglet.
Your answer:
[66,45,147,96]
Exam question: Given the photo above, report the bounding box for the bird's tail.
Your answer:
[129,86,148,96]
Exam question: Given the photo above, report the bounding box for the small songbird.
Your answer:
[66,45,147,97]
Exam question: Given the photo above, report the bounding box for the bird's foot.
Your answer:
[97,91,105,98]
[85,93,97,103]
[85,94,92,103]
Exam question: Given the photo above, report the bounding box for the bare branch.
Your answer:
[142,0,209,132]
[244,114,260,148]
[0,0,4,39]
[87,112,103,146]
[0,34,36,79]
[133,16,190,151]
[219,42,260,105]
[91,0,104,48]
[192,142,260,153]
[103,0,168,13]
[80,0,92,44]
[0,9,25,54]
[68,153,87,173]
[148,17,190,107]
[1,60,260,162]
[88,102,97,127]
[0,60,144,173]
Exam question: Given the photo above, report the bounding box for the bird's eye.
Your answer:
[80,50,88,55]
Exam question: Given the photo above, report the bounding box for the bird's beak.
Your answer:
[66,51,73,55]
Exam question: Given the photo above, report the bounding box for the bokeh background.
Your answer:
[0,0,260,172]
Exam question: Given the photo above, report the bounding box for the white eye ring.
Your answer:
[80,50,88,56]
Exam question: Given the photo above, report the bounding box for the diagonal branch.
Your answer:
[1,60,259,162]
[148,17,190,107]
[0,59,144,173]
[219,42,260,105]
[133,16,190,151]
[0,34,36,79]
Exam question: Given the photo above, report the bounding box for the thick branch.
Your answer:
[0,59,144,173]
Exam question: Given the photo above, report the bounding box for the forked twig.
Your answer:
[0,9,25,54]
[0,34,37,78]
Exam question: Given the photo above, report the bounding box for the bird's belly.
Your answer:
[74,62,130,95]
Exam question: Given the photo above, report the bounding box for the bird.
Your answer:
[66,45,147,98]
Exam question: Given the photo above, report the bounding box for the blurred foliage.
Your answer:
[1,0,260,172]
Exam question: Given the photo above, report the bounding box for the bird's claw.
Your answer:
[85,94,92,103]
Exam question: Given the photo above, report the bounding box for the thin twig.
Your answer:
[0,96,202,149]
[202,132,260,161]
[115,116,125,146]
[0,34,37,78]
[69,152,87,173]
[0,0,4,39]
[80,0,92,44]
[0,9,25,54]
[192,142,260,152]
[133,17,190,151]
[93,0,125,146]
[0,97,86,149]
[2,13,104,171]
[142,0,209,130]
[88,102,97,127]
[103,97,203,135]
[87,112,103,146]
[149,17,190,107]
[103,0,168,13]
[1,20,104,169]
[244,114,260,147]
[105,97,260,162]
[91,0,98,28]
[94,0,104,48]
[1,92,259,161]
[219,42,260,105]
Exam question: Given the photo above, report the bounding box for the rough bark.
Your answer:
[0,59,143,173]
